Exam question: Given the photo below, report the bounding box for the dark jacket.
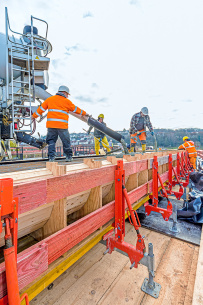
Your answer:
[88,121,106,138]
[129,112,153,134]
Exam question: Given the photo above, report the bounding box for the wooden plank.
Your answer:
[20,224,112,304]
[142,239,198,305]
[42,163,67,238]
[192,224,203,305]
[43,199,67,238]
[48,227,167,305]
[70,186,102,220]
[126,173,138,192]
[30,225,198,305]
[0,243,48,299]
[46,160,148,203]
[102,182,115,206]
[138,170,148,187]
[13,180,47,214]
[34,223,135,305]
[66,190,91,215]
[47,166,116,203]
[9,155,172,214]
[0,163,172,296]
[95,229,170,305]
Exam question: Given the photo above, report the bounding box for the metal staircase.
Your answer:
[5,7,51,139]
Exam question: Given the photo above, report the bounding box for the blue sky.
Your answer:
[0,0,202,135]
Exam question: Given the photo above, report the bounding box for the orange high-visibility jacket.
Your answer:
[33,94,86,129]
[178,141,197,157]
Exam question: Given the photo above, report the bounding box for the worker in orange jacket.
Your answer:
[178,136,197,169]
[32,86,89,162]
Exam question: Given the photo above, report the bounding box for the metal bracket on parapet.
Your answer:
[141,243,161,298]
[103,160,161,299]
[169,202,179,233]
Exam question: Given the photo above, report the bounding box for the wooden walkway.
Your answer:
[30,222,199,305]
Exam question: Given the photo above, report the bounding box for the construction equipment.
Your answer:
[0,8,52,160]
[153,134,158,152]
[103,160,161,298]
[145,155,173,221]
[0,178,29,305]
[0,8,129,160]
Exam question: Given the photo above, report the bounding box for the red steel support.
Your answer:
[104,160,145,268]
[144,156,173,221]
[0,178,29,305]
[166,154,184,200]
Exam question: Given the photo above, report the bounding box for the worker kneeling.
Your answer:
[33,86,89,162]
[88,114,111,155]
[129,107,154,153]
[178,136,197,169]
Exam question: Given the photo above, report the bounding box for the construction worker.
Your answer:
[87,114,111,155]
[32,85,89,162]
[178,136,197,169]
[129,107,154,153]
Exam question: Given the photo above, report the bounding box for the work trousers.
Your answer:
[46,128,72,159]
[130,129,146,152]
[94,136,111,155]
[189,157,197,170]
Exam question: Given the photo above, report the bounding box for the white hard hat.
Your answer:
[58,85,70,94]
[141,107,148,115]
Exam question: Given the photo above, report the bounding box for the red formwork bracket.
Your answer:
[103,160,146,268]
[144,156,173,221]
[103,160,161,298]
[0,178,29,305]
[165,154,184,200]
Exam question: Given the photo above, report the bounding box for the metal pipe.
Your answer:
[34,86,129,153]
[148,243,155,289]
[5,7,9,105]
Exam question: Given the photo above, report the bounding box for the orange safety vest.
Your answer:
[33,94,86,129]
[178,141,197,157]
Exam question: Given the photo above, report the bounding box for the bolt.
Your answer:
[118,179,120,181]
[138,239,141,243]
[15,218,18,223]
[47,283,54,290]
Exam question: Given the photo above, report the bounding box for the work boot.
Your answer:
[66,156,73,162]
[49,157,55,162]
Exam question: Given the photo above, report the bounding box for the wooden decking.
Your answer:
[30,222,199,305]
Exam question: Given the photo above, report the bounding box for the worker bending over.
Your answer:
[87,114,111,155]
[178,136,197,169]
[33,85,89,162]
[129,107,154,153]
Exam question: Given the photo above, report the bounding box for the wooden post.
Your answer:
[69,159,102,221]
[43,162,67,238]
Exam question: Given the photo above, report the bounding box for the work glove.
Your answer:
[99,138,102,143]
[87,130,90,135]
[151,131,154,136]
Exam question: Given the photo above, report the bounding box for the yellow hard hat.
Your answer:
[98,114,104,119]
[183,136,189,141]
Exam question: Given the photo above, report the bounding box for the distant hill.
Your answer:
[117,128,203,149]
